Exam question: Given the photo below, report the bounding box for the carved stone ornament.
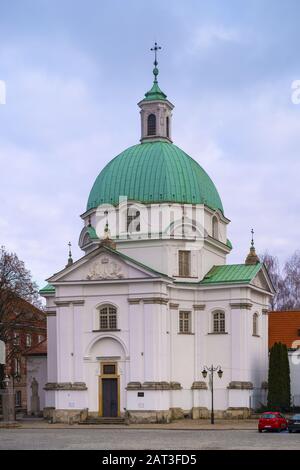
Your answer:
[87,257,124,280]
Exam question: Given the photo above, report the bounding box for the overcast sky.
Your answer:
[1,0,300,288]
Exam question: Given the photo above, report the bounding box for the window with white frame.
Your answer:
[178,250,191,277]
[212,311,225,333]
[179,311,191,333]
[99,305,117,330]
[253,312,259,336]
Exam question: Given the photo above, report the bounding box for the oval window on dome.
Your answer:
[147,114,156,136]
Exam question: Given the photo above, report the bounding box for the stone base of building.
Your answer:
[224,407,251,419]
[192,407,251,419]
[42,406,252,424]
[126,410,172,424]
[43,407,88,424]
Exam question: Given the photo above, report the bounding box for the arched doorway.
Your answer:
[88,336,127,417]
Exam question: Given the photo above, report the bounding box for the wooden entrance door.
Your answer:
[102,378,118,417]
[99,362,120,417]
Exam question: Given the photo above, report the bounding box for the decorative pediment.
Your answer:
[86,256,124,280]
[47,245,168,284]
[251,270,272,292]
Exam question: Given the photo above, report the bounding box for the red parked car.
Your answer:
[258,412,288,432]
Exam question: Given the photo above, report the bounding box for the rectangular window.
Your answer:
[14,357,21,376]
[178,250,191,277]
[26,334,32,347]
[179,311,191,333]
[15,390,22,407]
[213,312,225,333]
[103,364,116,375]
[13,332,20,346]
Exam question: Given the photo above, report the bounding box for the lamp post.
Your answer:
[201,364,223,424]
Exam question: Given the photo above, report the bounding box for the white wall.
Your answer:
[44,243,270,415]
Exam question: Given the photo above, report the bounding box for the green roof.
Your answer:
[39,283,55,294]
[144,81,167,101]
[200,263,262,285]
[87,226,99,240]
[87,141,224,213]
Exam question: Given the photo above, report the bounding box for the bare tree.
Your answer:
[259,251,284,310]
[260,250,300,311]
[282,250,300,310]
[0,246,43,384]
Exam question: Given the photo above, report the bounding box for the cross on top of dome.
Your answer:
[150,42,162,83]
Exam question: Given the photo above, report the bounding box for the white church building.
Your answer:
[41,50,274,423]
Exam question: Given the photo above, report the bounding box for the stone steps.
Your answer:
[79,416,126,425]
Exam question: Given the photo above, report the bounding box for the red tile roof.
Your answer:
[24,339,47,356]
[269,310,300,349]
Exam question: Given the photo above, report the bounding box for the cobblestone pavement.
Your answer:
[0,428,299,450]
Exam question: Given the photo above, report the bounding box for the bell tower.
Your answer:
[138,42,174,143]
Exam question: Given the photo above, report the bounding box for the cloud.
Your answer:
[187,24,242,56]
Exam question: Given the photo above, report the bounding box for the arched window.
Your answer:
[253,312,259,336]
[99,305,117,330]
[213,311,225,333]
[147,114,156,136]
[166,116,170,138]
[212,216,218,239]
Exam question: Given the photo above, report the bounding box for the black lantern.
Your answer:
[201,368,207,379]
[217,368,223,379]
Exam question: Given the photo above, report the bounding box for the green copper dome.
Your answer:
[144,81,167,101]
[87,141,224,213]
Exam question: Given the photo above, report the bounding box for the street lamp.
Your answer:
[202,364,223,424]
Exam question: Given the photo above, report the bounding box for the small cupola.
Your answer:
[245,229,260,265]
[138,42,174,143]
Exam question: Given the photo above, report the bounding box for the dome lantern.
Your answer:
[138,42,174,143]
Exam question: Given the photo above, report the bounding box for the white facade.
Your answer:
[42,234,273,423]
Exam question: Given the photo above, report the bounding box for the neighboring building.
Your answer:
[24,340,47,415]
[3,298,46,411]
[269,310,300,407]
[41,52,274,423]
